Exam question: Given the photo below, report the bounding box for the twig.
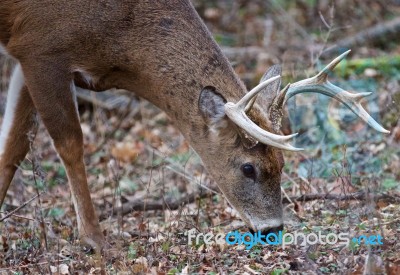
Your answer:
[311,7,335,69]
[91,95,138,154]
[325,17,400,54]
[0,191,46,222]
[99,191,212,221]
[100,190,400,221]
[282,191,400,204]
[268,0,313,42]
[76,87,139,111]
[244,265,261,275]
[144,144,220,195]
[0,212,35,221]
[379,217,400,226]
[0,259,65,272]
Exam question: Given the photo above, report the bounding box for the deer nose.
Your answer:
[249,224,284,236]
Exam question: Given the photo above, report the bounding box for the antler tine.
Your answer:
[237,75,280,110]
[244,93,257,113]
[283,51,390,134]
[245,69,282,112]
[224,75,303,151]
[274,83,291,109]
[316,50,351,82]
[269,83,291,133]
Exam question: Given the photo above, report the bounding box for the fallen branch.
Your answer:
[0,191,46,222]
[99,191,213,221]
[325,17,400,54]
[76,87,139,111]
[100,190,400,220]
[282,191,400,204]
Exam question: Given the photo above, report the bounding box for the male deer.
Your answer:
[0,0,389,250]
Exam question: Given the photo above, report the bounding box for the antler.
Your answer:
[225,50,388,152]
[274,50,390,134]
[224,75,303,151]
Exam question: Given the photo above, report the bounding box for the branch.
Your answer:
[99,191,212,221]
[75,87,139,111]
[0,191,46,222]
[282,191,400,204]
[325,17,400,54]
[100,190,400,221]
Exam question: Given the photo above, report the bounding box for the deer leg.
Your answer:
[0,65,37,206]
[22,63,105,250]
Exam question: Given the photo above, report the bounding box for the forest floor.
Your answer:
[0,0,400,274]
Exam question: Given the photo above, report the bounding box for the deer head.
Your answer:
[197,50,389,234]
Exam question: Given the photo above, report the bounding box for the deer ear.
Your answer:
[257,65,282,111]
[260,64,282,90]
[198,86,227,126]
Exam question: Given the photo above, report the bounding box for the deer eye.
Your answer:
[241,163,256,179]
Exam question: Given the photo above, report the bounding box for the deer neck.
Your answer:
[141,49,245,145]
[67,1,247,153]
[116,4,247,150]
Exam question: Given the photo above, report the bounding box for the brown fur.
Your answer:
[0,0,285,249]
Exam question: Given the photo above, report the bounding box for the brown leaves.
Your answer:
[131,257,148,274]
[111,141,144,163]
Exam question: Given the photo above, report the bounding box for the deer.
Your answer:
[0,0,389,251]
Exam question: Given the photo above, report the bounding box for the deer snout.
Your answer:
[249,224,284,236]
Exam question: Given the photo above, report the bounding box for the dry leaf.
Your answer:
[111,141,144,163]
[132,257,148,273]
